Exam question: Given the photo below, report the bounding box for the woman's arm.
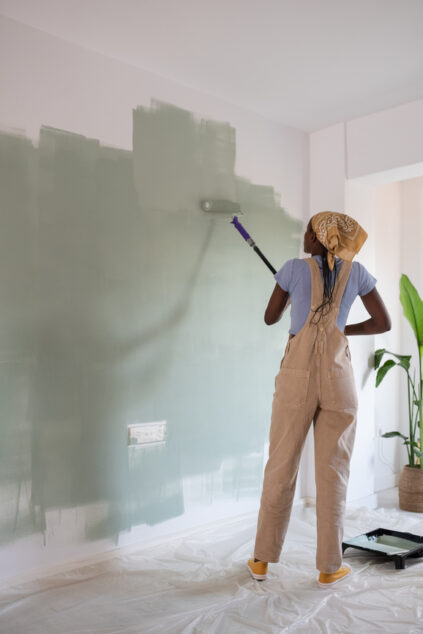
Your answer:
[264,284,290,325]
[265,283,392,334]
[344,287,391,335]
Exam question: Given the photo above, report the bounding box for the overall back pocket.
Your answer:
[275,367,310,408]
[327,366,358,410]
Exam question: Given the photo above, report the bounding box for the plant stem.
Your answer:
[407,372,415,466]
[419,344,423,469]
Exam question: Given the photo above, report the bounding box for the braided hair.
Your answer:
[310,245,340,326]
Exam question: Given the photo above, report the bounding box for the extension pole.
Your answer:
[230,215,276,274]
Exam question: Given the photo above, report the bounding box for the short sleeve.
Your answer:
[357,262,377,296]
[274,259,294,292]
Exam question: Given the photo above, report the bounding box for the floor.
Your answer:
[1,487,423,633]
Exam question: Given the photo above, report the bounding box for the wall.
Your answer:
[347,99,423,180]
[399,176,423,473]
[309,100,423,502]
[0,16,309,579]
[373,182,401,491]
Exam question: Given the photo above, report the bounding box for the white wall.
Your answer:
[399,176,423,470]
[309,99,423,503]
[347,99,423,180]
[0,16,307,214]
[373,182,401,491]
[372,176,423,491]
[309,122,346,212]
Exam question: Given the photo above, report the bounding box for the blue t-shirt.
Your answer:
[274,255,377,335]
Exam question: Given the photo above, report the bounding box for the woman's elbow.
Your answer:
[264,312,276,325]
[376,317,392,332]
[384,318,392,332]
[382,311,392,332]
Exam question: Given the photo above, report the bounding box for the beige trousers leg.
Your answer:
[253,348,357,573]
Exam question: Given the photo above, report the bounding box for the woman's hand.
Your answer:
[264,284,290,325]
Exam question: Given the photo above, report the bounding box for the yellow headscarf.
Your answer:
[311,211,368,271]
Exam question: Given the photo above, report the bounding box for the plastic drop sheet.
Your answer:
[1,504,423,633]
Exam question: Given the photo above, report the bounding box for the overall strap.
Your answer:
[331,259,352,307]
[308,257,324,310]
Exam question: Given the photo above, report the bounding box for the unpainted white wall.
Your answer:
[309,99,423,502]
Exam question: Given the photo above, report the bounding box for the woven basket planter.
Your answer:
[398,465,423,512]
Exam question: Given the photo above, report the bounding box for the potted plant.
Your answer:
[374,273,423,512]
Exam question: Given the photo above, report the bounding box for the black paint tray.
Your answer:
[342,528,423,569]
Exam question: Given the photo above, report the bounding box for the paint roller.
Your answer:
[200,199,277,274]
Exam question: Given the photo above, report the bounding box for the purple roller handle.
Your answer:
[230,215,253,243]
[230,214,276,274]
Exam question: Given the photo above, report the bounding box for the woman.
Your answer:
[247,212,391,588]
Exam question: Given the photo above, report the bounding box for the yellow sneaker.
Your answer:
[247,557,268,580]
[317,562,351,588]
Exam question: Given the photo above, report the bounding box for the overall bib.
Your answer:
[254,257,358,574]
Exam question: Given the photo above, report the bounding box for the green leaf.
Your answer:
[400,274,423,346]
[396,355,411,371]
[376,360,396,387]
[374,348,386,370]
[381,431,408,440]
[374,349,411,370]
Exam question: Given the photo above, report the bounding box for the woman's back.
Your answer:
[274,255,377,335]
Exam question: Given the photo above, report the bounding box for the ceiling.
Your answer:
[1,0,423,132]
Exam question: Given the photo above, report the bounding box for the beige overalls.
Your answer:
[254,256,358,574]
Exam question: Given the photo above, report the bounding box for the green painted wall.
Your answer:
[0,100,301,545]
